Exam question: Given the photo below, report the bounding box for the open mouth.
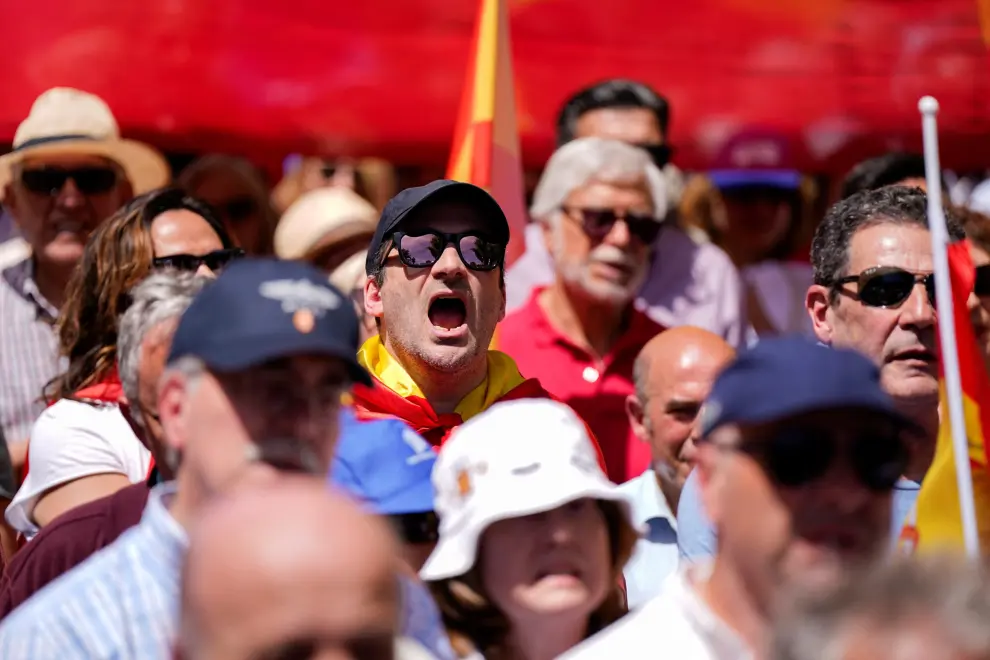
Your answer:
[428,295,467,330]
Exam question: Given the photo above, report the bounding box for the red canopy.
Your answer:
[3,0,989,174]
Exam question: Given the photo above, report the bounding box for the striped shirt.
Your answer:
[0,482,186,659]
[0,258,65,443]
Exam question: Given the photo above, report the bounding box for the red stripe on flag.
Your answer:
[469,120,494,185]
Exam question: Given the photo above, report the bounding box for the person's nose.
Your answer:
[545,507,580,546]
[812,455,874,514]
[603,217,633,249]
[195,263,216,278]
[899,280,936,329]
[55,176,85,209]
[430,242,467,281]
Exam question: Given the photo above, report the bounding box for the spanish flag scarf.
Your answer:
[350,335,553,447]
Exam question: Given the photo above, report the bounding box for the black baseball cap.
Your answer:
[168,257,371,385]
[365,180,510,274]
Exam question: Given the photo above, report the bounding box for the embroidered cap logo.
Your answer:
[259,279,341,317]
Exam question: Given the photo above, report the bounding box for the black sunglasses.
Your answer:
[737,426,907,491]
[153,247,245,273]
[390,511,439,545]
[561,206,663,245]
[635,143,673,169]
[389,230,504,271]
[21,166,118,196]
[975,264,990,297]
[834,266,935,309]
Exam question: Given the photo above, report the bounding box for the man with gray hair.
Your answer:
[0,271,205,617]
[497,137,668,482]
[772,556,990,660]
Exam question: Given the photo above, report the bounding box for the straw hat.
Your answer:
[0,88,170,195]
[274,187,378,260]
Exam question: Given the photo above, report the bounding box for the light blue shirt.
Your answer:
[618,470,679,609]
[676,469,923,561]
[0,483,186,659]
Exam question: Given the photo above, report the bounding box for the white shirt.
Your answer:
[6,398,152,538]
[617,470,679,609]
[561,566,752,660]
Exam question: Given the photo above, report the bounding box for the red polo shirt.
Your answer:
[497,290,666,483]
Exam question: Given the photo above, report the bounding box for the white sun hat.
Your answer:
[419,399,632,582]
[0,87,170,197]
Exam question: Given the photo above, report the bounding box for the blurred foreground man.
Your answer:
[507,78,747,346]
[352,181,557,445]
[564,338,913,659]
[498,138,666,481]
[620,326,734,608]
[178,479,409,660]
[0,259,368,658]
[772,556,990,660]
[0,87,169,456]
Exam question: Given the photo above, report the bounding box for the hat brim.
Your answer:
[419,470,632,582]
[192,332,372,387]
[393,183,509,242]
[709,169,802,190]
[0,138,170,198]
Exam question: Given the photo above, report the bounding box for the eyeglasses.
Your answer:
[735,426,907,491]
[833,266,935,308]
[635,143,673,169]
[20,166,118,196]
[153,248,244,272]
[560,206,663,245]
[390,511,439,544]
[389,230,504,271]
[975,264,990,297]
[215,196,259,222]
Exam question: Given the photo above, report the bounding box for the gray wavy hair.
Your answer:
[117,272,209,407]
[529,137,668,224]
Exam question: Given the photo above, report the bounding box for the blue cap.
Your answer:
[700,337,914,436]
[365,180,509,274]
[168,257,371,385]
[330,409,436,516]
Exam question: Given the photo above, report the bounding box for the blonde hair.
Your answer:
[428,500,636,659]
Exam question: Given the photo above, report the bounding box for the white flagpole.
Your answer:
[919,95,980,557]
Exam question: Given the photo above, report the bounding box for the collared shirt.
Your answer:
[505,224,749,348]
[561,565,752,660]
[0,482,186,659]
[617,470,679,609]
[497,289,664,482]
[0,258,65,443]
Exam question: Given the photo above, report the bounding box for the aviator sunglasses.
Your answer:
[560,206,663,245]
[389,230,505,271]
[152,247,245,273]
[21,166,118,196]
[734,425,908,491]
[835,264,990,308]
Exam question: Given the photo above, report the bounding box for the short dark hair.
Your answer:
[955,205,990,255]
[839,152,938,200]
[812,186,965,292]
[556,79,670,147]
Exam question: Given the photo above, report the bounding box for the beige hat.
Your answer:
[274,187,378,260]
[0,87,170,195]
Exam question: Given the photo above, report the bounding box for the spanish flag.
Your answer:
[909,240,990,551]
[447,0,527,266]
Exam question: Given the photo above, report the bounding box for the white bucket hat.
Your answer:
[420,399,632,582]
[0,88,170,196]
[274,187,378,260]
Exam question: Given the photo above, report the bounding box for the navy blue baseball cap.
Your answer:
[365,180,510,274]
[168,257,371,385]
[700,337,914,436]
[330,409,436,516]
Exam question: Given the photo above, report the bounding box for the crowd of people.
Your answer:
[0,78,988,659]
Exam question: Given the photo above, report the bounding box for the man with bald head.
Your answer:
[621,326,735,608]
[178,479,403,660]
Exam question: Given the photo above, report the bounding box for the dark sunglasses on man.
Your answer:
[834,264,990,309]
[20,166,118,196]
[726,423,908,491]
[387,230,505,272]
[153,247,245,273]
[561,206,663,245]
[635,143,673,170]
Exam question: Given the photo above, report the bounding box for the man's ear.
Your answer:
[806,284,834,346]
[625,394,649,443]
[364,274,384,320]
[157,371,188,457]
[696,442,724,528]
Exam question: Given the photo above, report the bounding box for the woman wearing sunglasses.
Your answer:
[956,206,990,377]
[5,188,240,539]
[423,400,636,660]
